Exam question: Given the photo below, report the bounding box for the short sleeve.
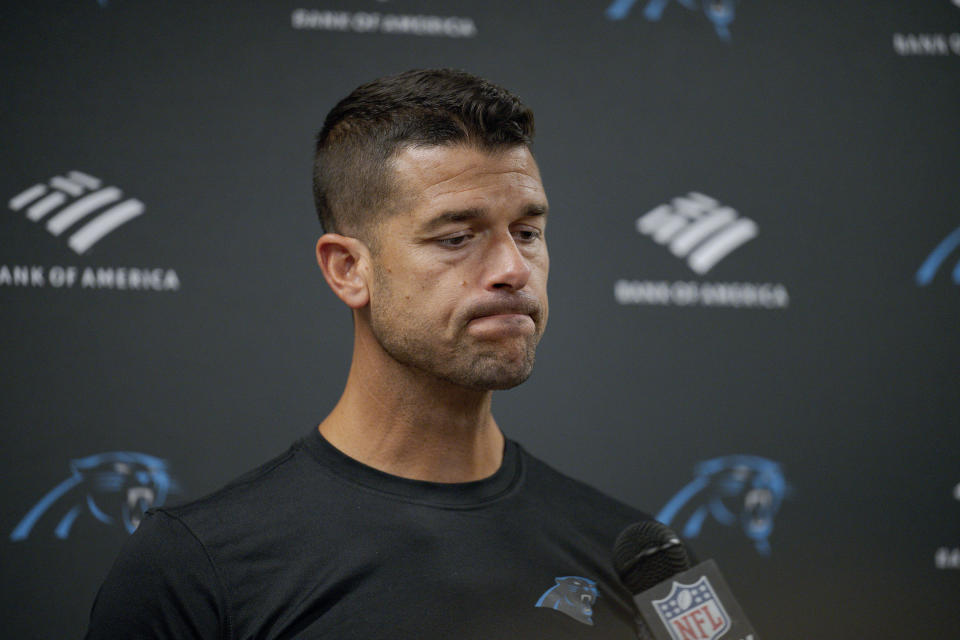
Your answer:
[84,510,227,639]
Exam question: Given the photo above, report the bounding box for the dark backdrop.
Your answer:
[2,1,958,637]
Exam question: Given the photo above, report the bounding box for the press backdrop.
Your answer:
[2,1,959,637]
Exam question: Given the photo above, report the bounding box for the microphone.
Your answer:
[613,521,761,640]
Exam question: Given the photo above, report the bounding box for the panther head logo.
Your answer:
[656,455,789,555]
[606,0,741,41]
[535,576,599,626]
[10,452,174,541]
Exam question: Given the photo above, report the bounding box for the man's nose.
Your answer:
[484,233,532,291]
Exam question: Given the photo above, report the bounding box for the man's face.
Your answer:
[365,144,549,391]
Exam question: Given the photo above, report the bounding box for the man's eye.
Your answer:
[513,229,542,242]
[438,234,471,247]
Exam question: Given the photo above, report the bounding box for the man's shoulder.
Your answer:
[157,434,318,540]
[515,442,652,528]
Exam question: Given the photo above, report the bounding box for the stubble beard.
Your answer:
[368,269,542,391]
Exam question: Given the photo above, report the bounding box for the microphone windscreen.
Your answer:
[613,521,691,594]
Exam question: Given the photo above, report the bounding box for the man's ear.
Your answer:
[315,233,371,309]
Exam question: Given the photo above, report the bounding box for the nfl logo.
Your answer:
[652,576,731,640]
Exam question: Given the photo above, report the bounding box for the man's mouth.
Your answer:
[473,311,532,321]
[466,313,536,336]
[462,294,542,338]
[467,296,540,323]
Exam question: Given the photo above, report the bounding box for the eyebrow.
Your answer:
[420,204,549,233]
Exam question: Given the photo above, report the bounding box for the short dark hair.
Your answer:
[313,68,535,238]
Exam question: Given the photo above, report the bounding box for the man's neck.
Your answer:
[318,332,505,483]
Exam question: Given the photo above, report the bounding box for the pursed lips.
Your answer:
[465,302,539,337]
[466,296,541,324]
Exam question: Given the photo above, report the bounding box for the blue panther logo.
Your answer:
[10,452,173,541]
[535,576,598,626]
[606,0,740,41]
[656,455,788,555]
[916,225,960,285]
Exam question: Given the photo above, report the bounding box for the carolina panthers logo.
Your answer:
[656,455,788,555]
[10,452,173,541]
[535,576,598,626]
[606,0,740,41]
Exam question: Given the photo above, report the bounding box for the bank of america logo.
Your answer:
[8,171,145,255]
[637,192,757,275]
[916,225,960,286]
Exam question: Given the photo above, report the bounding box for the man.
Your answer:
[86,69,652,639]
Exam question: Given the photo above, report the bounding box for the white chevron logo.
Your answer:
[8,171,144,254]
[636,192,757,274]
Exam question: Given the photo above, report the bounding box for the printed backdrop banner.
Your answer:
[2,1,959,637]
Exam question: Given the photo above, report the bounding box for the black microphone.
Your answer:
[613,521,761,640]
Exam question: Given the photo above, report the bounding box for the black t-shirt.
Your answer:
[85,429,652,639]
